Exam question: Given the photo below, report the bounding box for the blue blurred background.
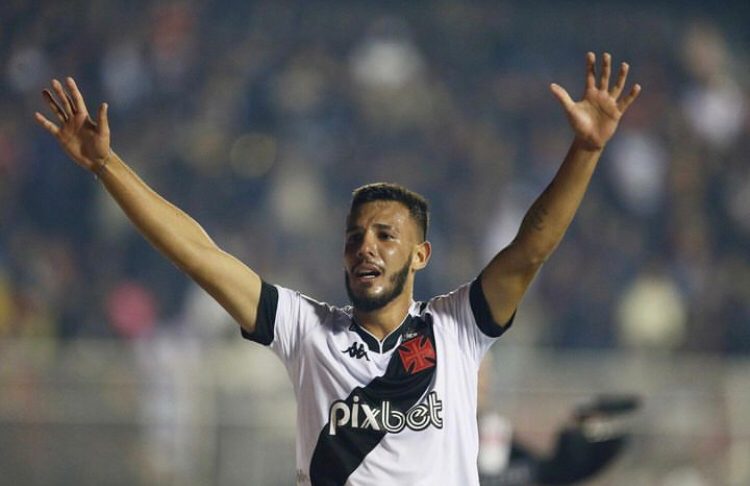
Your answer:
[1,1,749,484]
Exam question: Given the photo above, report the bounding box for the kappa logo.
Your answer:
[342,341,370,361]
[398,336,436,374]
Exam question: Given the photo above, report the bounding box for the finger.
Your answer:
[618,84,642,112]
[585,52,596,91]
[550,83,575,112]
[65,93,78,115]
[52,79,74,118]
[66,77,89,116]
[42,89,68,123]
[34,112,60,136]
[610,62,629,98]
[599,52,612,91]
[97,102,110,136]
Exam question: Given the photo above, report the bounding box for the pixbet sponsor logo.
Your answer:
[327,392,443,435]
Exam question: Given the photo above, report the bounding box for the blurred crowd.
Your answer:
[1,0,749,353]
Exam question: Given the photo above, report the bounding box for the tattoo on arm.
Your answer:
[524,203,549,232]
[522,179,556,233]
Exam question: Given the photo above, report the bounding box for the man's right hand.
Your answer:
[33,76,263,336]
[35,77,111,174]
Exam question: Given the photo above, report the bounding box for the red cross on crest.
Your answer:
[398,336,436,374]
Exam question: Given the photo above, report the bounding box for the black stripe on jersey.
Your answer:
[470,277,515,338]
[309,315,437,486]
[240,281,278,345]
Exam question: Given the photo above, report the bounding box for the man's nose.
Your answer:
[356,231,377,258]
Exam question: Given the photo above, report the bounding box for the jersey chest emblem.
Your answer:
[398,336,436,374]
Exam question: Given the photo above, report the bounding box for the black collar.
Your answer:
[349,313,416,354]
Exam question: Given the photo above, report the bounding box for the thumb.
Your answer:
[550,83,575,112]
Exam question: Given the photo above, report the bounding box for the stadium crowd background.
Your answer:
[2,0,748,352]
[1,1,749,484]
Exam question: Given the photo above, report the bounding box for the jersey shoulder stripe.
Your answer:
[241,280,279,345]
[468,277,515,338]
[240,277,514,346]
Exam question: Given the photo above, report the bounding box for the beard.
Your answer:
[345,258,411,312]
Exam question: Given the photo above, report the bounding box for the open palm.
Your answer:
[34,77,110,173]
[550,52,641,150]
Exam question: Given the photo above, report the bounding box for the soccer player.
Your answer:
[35,52,640,485]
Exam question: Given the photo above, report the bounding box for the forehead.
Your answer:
[347,200,417,233]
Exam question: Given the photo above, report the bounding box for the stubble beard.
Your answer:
[345,258,412,312]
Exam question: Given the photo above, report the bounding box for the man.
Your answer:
[35,52,640,485]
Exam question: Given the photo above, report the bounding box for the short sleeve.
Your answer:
[426,278,514,365]
[240,281,332,368]
[241,281,279,345]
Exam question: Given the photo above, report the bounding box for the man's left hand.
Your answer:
[550,52,641,150]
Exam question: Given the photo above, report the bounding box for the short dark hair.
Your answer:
[349,182,430,241]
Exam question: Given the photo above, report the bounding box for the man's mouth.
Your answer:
[353,264,383,281]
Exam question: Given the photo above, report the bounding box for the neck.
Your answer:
[353,289,413,341]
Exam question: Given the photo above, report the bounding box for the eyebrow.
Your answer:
[345,223,398,233]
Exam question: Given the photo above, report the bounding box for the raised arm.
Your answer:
[35,77,263,333]
[481,52,641,326]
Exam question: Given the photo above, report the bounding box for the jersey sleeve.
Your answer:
[240,281,329,367]
[427,277,514,365]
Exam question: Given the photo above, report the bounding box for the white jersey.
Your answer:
[242,279,511,485]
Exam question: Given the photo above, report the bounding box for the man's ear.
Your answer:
[412,241,432,271]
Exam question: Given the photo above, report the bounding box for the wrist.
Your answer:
[92,151,112,180]
[572,136,606,153]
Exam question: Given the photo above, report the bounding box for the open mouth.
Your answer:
[353,264,383,281]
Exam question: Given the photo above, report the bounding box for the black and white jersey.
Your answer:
[242,278,511,485]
